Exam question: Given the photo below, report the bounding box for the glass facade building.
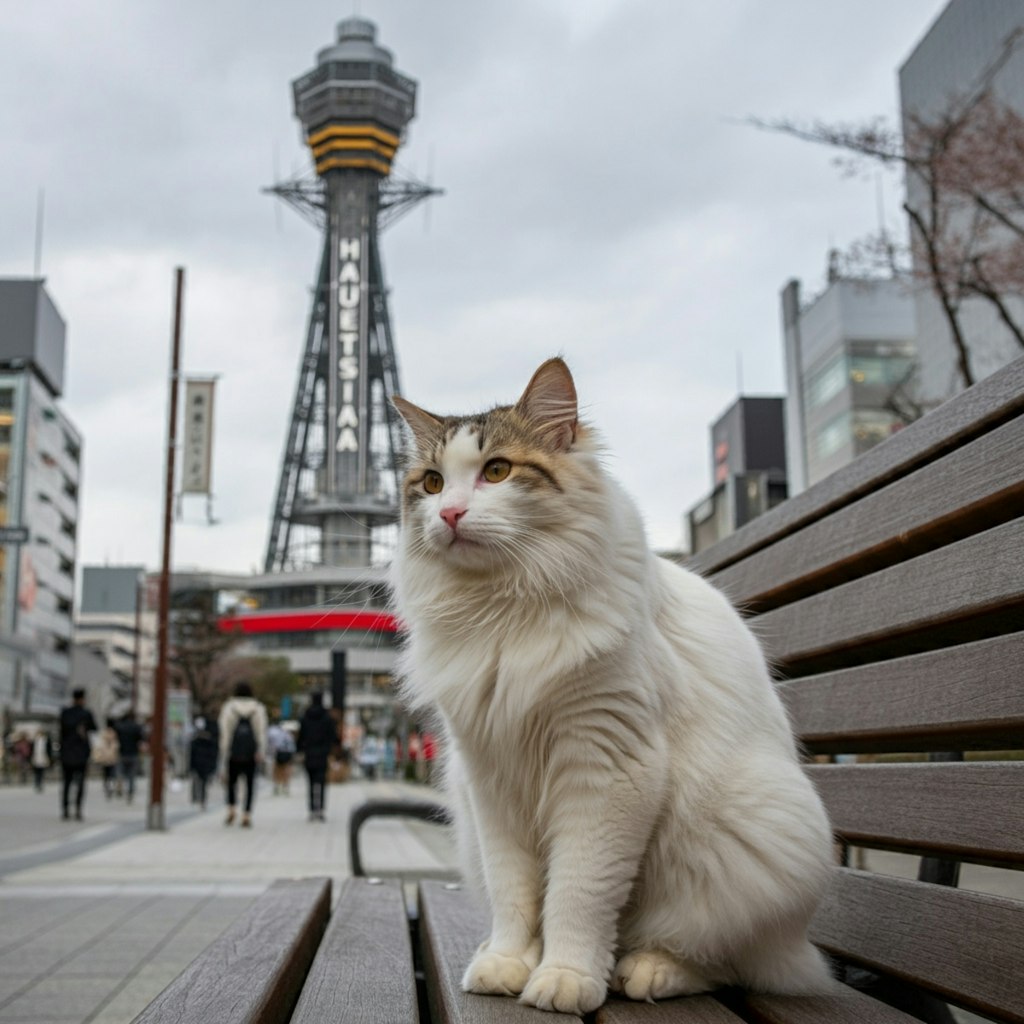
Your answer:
[781,277,917,494]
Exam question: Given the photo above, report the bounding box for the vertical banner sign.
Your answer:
[182,379,215,495]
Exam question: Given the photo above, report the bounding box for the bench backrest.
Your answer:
[688,355,1024,1024]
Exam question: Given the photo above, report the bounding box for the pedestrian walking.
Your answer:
[11,732,32,785]
[92,720,121,798]
[30,728,52,792]
[59,688,97,820]
[188,717,218,810]
[114,712,146,803]
[297,692,334,822]
[218,681,268,828]
[421,730,438,785]
[358,733,382,780]
[267,719,295,795]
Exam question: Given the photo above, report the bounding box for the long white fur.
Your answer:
[391,371,835,1015]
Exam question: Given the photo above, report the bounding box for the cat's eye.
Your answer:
[423,471,444,494]
[483,459,512,483]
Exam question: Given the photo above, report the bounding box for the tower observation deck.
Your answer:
[265,18,439,571]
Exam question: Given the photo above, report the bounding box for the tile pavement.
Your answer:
[0,772,455,1023]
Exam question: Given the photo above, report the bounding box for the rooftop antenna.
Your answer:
[736,351,744,395]
[33,188,44,278]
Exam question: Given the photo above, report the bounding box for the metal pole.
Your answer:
[148,266,185,831]
[130,572,143,715]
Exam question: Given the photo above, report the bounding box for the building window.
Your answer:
[814,412,851,461]
[805,353,847,410]
[852,409,903,453]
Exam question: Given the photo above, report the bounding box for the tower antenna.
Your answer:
[33,188,45,278]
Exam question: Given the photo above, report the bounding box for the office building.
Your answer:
[899,0,1024,406]
[781,276,916,495]
[686,396,788,554]
[75,565,156,717]
[0,279,81,724]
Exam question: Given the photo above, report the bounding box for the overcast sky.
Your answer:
[0,0,946,575]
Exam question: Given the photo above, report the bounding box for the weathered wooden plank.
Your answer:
[708,414,1024,611]
[418,883,744,1024]
[808,763,1024,866]
[131,877,330,1024]
[688,355,1024,578]
[755,519,1024,673]
[809,868,1024,1023]
[596,994,745,1022]
[419,881,581,1023]
[780,632,1024,753]
[740,988,926,1024]
[290,877,417,1024]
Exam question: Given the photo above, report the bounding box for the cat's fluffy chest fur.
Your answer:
[390,359,834,1015]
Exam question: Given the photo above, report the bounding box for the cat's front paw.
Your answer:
[462,949,535,997]
[612,950,711,1001]
[520,965,606,1014]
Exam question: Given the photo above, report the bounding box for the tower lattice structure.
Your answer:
[265,17,440,572]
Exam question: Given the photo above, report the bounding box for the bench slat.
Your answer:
[418,881,580,1023]
[290,877,417,1024]
[781,632,1024,753]
[755,518,1024,673]
[740,989,925,1024]
[809,868,1024,1022]
[418,883,745,1024]
[689,355,1024,578]
[709,413,1024,611]
[808,762,1024,866]
[130,877,330,1024]
[596,995,745,1022]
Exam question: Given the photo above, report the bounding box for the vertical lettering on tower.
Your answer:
[336,236,361,454]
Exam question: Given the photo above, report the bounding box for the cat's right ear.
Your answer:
[392,396,444,451]
[515,358,578,451]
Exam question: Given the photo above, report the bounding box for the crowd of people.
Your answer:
[3,682,438,829]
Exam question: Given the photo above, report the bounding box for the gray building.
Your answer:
[899,0,1024,407]
[75,565,156,717]
[0,279,82,725]
[781,276,917,495]
[686,396,788,555]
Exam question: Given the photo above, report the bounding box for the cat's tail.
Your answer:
[733,934,839,996]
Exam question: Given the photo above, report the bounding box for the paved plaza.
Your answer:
[0,772,455,1024]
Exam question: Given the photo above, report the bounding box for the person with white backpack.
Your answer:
[30,728,52,792]
[217,681,268,828]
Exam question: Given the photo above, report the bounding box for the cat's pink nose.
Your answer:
[440,506,466,530]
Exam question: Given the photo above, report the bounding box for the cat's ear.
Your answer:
[392,396,444,450]
[515,358,578,450]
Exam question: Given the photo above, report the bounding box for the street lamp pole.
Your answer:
[148,266,185,831]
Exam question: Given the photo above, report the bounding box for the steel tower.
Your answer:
[265,17,439,572]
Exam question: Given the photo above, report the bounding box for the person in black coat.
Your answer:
[114,711,146,804]
[59,688,97,821]
[188,717,218,810]
[297,692,336,822]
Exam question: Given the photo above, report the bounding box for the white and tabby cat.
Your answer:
[390,358,835,1015]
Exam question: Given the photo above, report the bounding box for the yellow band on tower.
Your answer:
[306,123,401,148]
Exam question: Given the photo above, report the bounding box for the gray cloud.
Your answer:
[0,0,944,567]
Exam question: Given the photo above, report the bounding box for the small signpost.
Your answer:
[0,526,29,544]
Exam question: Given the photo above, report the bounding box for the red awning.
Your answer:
[217,610,399,634]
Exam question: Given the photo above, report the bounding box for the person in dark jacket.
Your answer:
[297,692,336,822]
[114,711,146,804]
[188,717,218,810]
[59,688,97,821]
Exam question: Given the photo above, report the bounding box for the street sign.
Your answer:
[0,526,29,544]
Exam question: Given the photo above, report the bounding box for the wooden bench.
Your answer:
[134,355,1024,1024]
